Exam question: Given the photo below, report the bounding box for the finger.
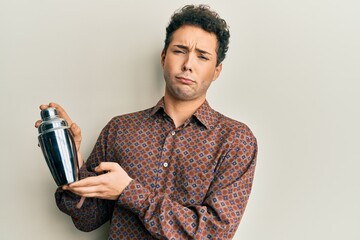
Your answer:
[66,185,101,196]
[66,187,102,198]
[70,123,82,143]
[95,162,118,173]
[39,104,50,110]
[69,186,114,200]
[65,182,109,199]
[48,102,73,126]
[77,152,84,168]
[67,175,103,188]
[34,119,42,128]
[69,123,82,152]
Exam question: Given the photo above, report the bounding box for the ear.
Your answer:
[212,63,222,81]
[161,49,166,68]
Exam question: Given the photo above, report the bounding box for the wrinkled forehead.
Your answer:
[169,25,218,53]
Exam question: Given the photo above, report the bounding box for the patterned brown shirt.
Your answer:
[55,98,258,239]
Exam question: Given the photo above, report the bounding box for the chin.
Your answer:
[171,89,195,100]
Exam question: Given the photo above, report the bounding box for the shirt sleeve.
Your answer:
[54,122,115,232]
[117,130,258,239]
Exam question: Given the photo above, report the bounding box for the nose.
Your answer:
[182,54,193,72]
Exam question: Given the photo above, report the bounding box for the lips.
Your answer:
[176,76,195,84]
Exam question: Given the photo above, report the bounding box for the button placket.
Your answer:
[156,129,176,193]
[165,130,177,168]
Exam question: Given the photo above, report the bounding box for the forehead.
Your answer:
[169,25,218,53]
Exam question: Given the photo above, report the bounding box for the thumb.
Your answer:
[94,162,118,173]
[70,123,82,151]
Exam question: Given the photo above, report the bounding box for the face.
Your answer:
[161,25,222,102]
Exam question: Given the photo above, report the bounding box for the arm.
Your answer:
[55,119,120,232]
[54,164,115,232]
[118,133,258,239]
[35,103,116,232]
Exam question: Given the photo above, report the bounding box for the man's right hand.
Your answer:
[35,102,84,168]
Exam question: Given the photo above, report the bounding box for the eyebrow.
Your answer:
[173,44,213,56]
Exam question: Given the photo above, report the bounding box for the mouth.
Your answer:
[176,76,195,84]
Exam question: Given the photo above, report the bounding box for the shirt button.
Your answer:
[171,131,176,136]
[163,162,169,168]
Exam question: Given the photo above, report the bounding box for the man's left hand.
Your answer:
[63,162,132,200]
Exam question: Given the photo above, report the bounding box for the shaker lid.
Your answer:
[38,108,68,135]
[41,107,58,121]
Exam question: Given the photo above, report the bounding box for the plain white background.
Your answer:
[1,0,359,239]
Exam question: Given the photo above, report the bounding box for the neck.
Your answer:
[163,94,205,128]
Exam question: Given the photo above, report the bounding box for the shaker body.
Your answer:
[38,108,79,186]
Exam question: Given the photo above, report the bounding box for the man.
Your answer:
[36,4,257,239]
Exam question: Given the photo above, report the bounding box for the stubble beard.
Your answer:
[163,70,212,102]
[164,73,198,101]
[166,83,197,101]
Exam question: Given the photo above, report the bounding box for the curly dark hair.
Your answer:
[164,5,230,66]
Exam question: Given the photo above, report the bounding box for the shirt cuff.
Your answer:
[117,179,151,217]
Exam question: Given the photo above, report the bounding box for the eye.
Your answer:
[173,50,185,54]
[199,55,209,60]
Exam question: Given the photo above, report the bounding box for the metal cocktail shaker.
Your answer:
[38,107,79,186]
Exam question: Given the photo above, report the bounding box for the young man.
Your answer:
[36,5,257,239]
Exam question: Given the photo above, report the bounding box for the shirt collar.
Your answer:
[192,100,217,129]
[150,98,166,116]
[150,98,218,129]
